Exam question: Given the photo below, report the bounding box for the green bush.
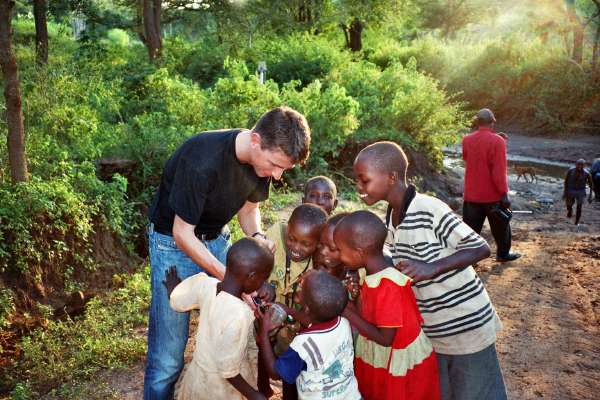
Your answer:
[329,59,467,167]
[282,79,359,170]
[10,268,150,397]
[249,33,352,86]
[0,163,129,281]
[394,35,600,134]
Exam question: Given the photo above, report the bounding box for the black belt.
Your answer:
[153,224,228,241]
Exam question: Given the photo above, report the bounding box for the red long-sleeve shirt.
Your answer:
[462,127,509,203]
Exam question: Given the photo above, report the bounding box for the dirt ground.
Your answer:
[44,134,600,400]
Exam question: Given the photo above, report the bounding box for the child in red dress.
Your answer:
[334,210,440,400]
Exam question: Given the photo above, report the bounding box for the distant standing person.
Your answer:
[591,157,600,202]
[462,108,521,262]
[144,107,311,400]
[563,159,594,226]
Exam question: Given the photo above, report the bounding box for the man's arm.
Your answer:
[238,201,275,253]
[563,170,570,198]
[172,215,226,280]
[237,201,262,236]
[491,138,509,205]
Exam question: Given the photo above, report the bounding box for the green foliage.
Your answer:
[0,289,15,330]
[282,80,359,170]
[10,268,150,396]
[329,58,467,167]
[250,34,351,86]
[0,164,129,280]
[204,59,282,129]
[105,28,131,47]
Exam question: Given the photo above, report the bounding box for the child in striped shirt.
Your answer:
[352,141,506,400]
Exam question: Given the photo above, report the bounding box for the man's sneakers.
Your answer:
[496,252,521,262]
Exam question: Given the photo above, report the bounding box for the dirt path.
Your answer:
[477,202,600,399]
[50,142,600,400]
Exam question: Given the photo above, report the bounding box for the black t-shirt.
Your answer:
[148,129,270,235]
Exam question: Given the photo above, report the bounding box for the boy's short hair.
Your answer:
[226,237,274,276]
[326,212,349,228]
[253,106,311,165]
[335,210,387,252]
[303,270,348,322]
[475,108,496,125]
[304,176,337,198]
[356,141,408,181]
[289,204,328,230]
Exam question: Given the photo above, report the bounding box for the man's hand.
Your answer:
[162,266,181,299]
[500,193,511,209]
[396,259,439,283]
[254,236,276,254]
[256,282,275,303]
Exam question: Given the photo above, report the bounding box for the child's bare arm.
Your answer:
[226,375,266,400]
[342,303,396,347]
[397,244,490,282]
[256,310,283,380]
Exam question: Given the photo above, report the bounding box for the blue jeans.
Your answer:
[437,343,507,400]
[143,224,231,400]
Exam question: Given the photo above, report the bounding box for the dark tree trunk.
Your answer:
[142,0,162,60]
[348,18,363,52]
[593,23,600,78]
[566,0,584,64]
[33,0,48,65]
[0,0,29,183]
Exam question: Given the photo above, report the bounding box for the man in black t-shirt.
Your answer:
[144,107,311,400]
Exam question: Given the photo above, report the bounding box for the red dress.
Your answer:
[354,267,440,400]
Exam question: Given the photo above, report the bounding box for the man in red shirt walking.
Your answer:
[462,109,521,262]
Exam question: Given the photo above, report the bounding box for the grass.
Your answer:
[6,266,150,399]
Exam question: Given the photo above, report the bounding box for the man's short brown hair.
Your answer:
[253,106,311,165]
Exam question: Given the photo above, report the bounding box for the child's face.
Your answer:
[314,225,345,278]
[333,226,363,269]
[285,220,321,262]
[353,157,393,206]
[303,181,337,215]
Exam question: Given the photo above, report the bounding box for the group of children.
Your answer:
[165,141,505,400]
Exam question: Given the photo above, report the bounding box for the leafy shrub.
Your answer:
[329,59,467,167]
[10,268,150,396]
[395,35,600,134]
[282,80,359,170]
[249,33,352,86]
[0,163,129,283]
[203,59,282,129]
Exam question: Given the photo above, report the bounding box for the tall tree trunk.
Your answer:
[33,0,48,65]
[566,0,584,64]
[0,0,29,183]
[340,18,363,52]
[593,23,600,78]
[348,18,363,52]
[142,0,162,60]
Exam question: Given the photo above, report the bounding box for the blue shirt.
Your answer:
[275,347,307,384]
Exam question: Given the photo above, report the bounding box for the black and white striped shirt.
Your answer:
[386,193,502,355]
